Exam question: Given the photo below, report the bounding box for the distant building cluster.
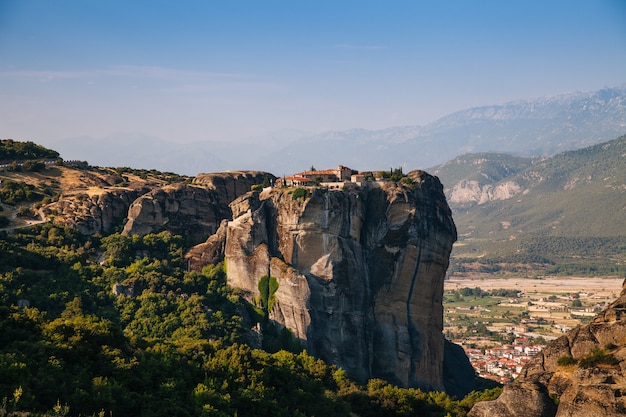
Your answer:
[457,338,545,384]
[276,165,354,188]
[275,164,396,189]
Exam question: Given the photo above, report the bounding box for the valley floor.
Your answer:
[444,274,624,384]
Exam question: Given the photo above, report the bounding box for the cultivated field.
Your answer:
[443,275,624,343]
[445,275,624,299]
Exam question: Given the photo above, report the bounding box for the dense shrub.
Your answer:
[0,180,43,205]
[0,139,59,161]
[579,349,619,368]
[292,187,308,200]
[22,160,47,172]
[557,355,576,366]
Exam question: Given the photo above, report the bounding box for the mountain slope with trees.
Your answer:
[430,135,626,276]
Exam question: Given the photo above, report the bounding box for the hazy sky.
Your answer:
[1,0,626,145]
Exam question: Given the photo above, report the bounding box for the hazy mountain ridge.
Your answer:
[261,85,626,174]
[48,85,626,176]
[421,86,626,154]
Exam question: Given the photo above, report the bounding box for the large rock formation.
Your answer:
[193,171,273,203]
[43,188,143,234]
[194,170,458,391]
[448,179,523,205]
[122,171,273,244]
[121,184,230,244]
[469,280,626,417]
[43,168,273,243]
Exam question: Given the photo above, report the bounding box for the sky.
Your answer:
[1,0,626,145]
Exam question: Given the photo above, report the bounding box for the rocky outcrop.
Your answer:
[194,171,458,391]
[39,169,272,243]
[449,179,523,205]
[121,184,229,244]
[43,189,142,234]
[193,171,274,203]
[185,220,229,270]
[123,171,273,244]
[469,280,626,417]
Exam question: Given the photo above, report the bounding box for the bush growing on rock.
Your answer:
[557,355,576,366]
[291,187,308,200]
[579,349,619,368]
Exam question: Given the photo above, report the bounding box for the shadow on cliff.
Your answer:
[444,339,501,398]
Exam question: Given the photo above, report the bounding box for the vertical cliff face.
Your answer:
[366,174,458,389]
[221,171,457,390]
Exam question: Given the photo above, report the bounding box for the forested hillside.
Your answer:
[0,224,499,416]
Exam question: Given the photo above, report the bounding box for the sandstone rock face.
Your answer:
[123,172,273,244]
[122,184,228,244]
[469,381,557,417]
[44,189,142,234]
[469,281,626,417]
[42,168,272,244]
[193,171,274,203]
[185,220,229,271]
[218,171,457,390]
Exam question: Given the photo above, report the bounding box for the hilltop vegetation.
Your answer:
[0,224,499,416]
[0,139,59,161]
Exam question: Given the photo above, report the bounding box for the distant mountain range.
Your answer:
[50,85,626,176]
[430,135,626,274]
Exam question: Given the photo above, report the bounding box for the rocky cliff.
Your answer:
[192,171,272,203]
[121,171,272,244]
[40,166,151,234]
[41,168,272,244]
[448,179,523,205]
[190,170,459,391]
[121,183,230,244]
[469,279,626,417]
[44,188,142,234]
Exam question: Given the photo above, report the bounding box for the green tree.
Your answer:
[292,187,308,200]
[258,275,279,315]
[100,233,134,267]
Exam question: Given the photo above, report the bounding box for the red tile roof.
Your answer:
[297,169,337,176]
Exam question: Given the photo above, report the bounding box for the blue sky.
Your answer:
[1,0,625,145]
